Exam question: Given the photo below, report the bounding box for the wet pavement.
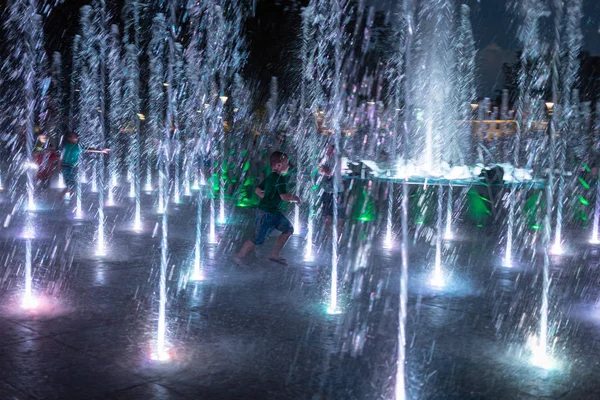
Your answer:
[1,186,600,399]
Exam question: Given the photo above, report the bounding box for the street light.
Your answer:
[545,102,554,115]
[219,95,228,104]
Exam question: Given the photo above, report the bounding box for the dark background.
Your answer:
[3,0,600,100]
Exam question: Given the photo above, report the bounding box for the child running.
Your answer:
[234,151,300,266]
[58,132,109,200]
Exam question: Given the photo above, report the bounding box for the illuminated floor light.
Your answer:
[383,230,394,249]
[150,348,171,362]
[429,268,446,288]
[133,215,143,232]
[527,335,557,370]
[218,203,226,225]
[190,246,204,281]
[550,241,564,256]
[21,294,39,310]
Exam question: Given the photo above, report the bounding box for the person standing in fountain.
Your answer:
[234,151,300,266]
[319,144,345,235]
[58,132,109,200]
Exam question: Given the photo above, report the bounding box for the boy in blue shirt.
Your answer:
[234,151,300,265]
[58,132,109,200]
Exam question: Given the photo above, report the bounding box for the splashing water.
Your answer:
[191,189,205,281]
[444,185,453,240]
[430,185,445,287]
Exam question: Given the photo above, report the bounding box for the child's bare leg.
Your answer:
[235,240,256,262]
[268,232,292,260]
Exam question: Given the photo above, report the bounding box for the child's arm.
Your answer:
[85,148,110,154]
[279,193,300,203]
[255,187,265,199]
[277,178,300,203]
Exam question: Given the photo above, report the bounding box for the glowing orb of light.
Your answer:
[190,271,205,282]
[22,294,39,310]
[527,336,558,370]
[207,235,218,245]
[23,226,36,240]
[96,241,106,257]
[550,242,564,256]
[429,270,446,288]
[326,306,342,315]
[150,349,171,362]
[383,233,394,249]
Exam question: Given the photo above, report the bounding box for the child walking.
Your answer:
[58,132,109,200]
[234,151,300,266]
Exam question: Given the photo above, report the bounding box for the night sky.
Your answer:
[6,0,600,98]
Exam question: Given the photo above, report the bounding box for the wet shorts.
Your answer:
[253,210,294,245]
[62,165,78,189]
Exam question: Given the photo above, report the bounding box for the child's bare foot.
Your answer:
[233,256,244,266]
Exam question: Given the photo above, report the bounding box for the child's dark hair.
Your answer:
[270,151,288,167]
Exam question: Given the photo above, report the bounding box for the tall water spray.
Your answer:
[5,0,45,213]
[300,0,318,261]
[107,25,123,207]
[591,102,600,244]
[123,43,142,230]
[392,0,415,396]
[325,0,349,315]
[553,0,582,254]
[410,0,457,173]
[148,14,167,200]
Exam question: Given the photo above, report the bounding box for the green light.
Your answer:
[578,177,590,189]
[579,196,589,206]
[531,225,541,230]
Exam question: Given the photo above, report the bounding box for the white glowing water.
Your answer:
[304,217,314,262]
[591,181,600,244]
[444,186,453,240]
[218,194,225,224]
[209,194,217,244]
[91,162,98,193]
[158,171,165,214]
[504,187,515,267]
[395,182,409,400]
[431,185,445,287]
[145,166,153,191]
[96,207,106,256]
[22,238,37,309]
[293,204,300,235]
[155,210,169,361]
[383,183,394,249]
[75,171,83,219]
[191,190,204,281]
